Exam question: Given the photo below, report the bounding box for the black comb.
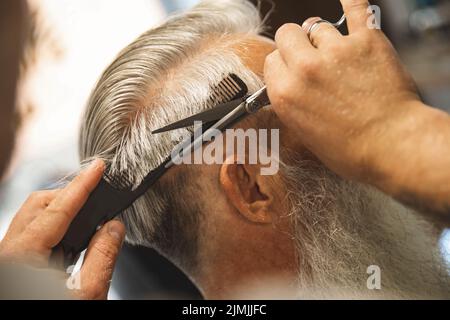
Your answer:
[56,74,249,267]
[152,74,248,134]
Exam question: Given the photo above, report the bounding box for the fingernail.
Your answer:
[108,222,124,242]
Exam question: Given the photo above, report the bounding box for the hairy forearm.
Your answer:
[369,101,450,223]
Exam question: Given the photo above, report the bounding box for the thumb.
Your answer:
[77,220,125,300]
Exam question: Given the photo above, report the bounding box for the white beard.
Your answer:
[280,152,450,299]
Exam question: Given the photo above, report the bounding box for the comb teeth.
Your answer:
[206,74,248,108]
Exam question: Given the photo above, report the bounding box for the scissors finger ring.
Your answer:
[306,14,347,42]
[307,19,333,40]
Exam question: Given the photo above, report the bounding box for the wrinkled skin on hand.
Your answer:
[0,160,126,299]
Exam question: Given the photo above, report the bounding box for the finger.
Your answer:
[264,50,291,106]
[78,220,125,300]
[274,23,315,67]
[340,0,370,33]
[26,159,105,248]
[302,17,343,48]
[6,190,60,237]
[264,50,289,84]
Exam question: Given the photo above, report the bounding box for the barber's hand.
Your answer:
[264,0,423,182]
[0,159,126,299]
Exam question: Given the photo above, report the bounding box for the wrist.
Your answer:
[362,99,432,194]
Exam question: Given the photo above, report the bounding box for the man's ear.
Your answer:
[219,160,273,224]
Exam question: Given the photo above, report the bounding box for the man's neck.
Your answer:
[191,235,298,299]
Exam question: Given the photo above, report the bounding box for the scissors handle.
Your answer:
[332,14,346,28]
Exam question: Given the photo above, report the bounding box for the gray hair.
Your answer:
[79,0,265,268]
[280,149,450,298]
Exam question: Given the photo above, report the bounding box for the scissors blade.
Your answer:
[152,97,246,134]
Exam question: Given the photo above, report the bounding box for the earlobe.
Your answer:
[219,161,273,224]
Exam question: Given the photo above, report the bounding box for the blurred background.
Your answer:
[0,0,449,299]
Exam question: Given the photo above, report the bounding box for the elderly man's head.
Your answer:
[80,0,450,299]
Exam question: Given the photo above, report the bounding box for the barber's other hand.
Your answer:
[264,0,423,182]
[0,159,126,299]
